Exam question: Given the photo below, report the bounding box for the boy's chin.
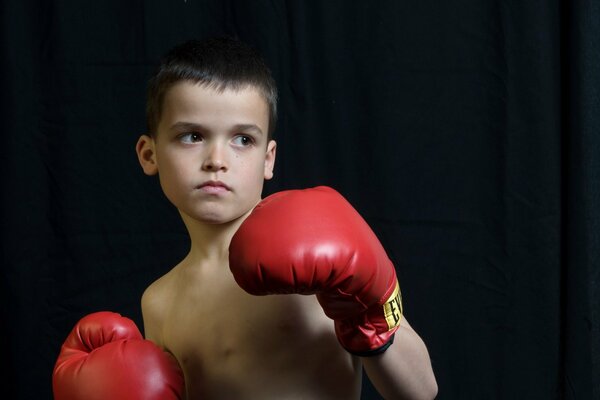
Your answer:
[201,216,232,225]
[179,203,256,226]
[196,209,252,225]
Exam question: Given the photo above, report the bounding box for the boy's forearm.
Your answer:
[361,319,438,400]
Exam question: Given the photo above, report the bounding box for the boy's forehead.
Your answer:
[159,81,269,132]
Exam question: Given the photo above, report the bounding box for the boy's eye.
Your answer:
[179,133,202,143]
[232,135,254,147]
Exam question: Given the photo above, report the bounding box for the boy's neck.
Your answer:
[178,208,254,265]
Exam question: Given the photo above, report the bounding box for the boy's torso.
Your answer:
[142,260,362,400]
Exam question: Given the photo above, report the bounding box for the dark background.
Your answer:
[1,1,598,399]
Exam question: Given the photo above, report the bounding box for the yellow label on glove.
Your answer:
[383,281,403,330]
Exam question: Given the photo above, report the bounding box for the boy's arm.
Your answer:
[361,317,437,400]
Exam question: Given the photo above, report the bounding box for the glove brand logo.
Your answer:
[383,282,403,330]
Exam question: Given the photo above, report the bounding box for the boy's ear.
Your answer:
[264,140,277,180]
[136,134,158,176]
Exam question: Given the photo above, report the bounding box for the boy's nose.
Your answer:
[201,144,228,172]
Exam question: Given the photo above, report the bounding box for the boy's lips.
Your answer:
[197,180,231,194]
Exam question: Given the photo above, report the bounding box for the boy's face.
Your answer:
[137,81,276,224]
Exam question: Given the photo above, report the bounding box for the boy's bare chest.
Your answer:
[158,273,360,399]
[163,276,331,361]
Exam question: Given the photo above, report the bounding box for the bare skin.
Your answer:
[142,253,363,399]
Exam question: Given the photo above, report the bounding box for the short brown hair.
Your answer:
[146,37,278,139]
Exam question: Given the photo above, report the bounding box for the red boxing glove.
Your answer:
[229,186,403,356]
[53,311,184,400]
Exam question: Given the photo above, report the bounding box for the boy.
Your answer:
[53,37,437,399]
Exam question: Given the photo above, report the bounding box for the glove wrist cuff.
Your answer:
[347,333,395,357]
[334,280,403,355]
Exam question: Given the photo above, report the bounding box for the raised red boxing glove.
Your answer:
[229,186,403,356]
[52,311,184,400]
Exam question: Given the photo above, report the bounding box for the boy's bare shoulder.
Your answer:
[142,266,178,304]
[141,264,182,342]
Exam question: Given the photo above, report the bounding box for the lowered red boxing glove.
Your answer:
[53,311,184,400]
[229,186,403,356]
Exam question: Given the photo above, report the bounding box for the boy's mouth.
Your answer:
[197,180,231,193]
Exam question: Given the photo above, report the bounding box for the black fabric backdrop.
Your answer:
[1,1,598,399]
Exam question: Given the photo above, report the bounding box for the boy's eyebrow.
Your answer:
[169,121,207,132]
[231,124,264,135]
[169,121,263,135]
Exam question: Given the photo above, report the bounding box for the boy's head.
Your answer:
[146,36,278,139]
